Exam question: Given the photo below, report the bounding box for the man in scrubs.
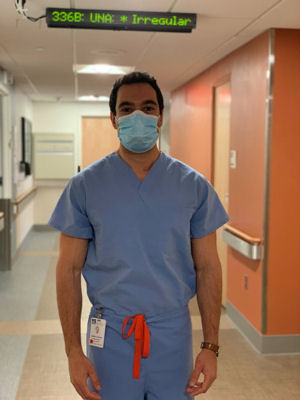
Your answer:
[49,72,229,400]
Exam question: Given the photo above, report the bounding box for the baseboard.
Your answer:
[226,301,300,354]
[33,224,57,232]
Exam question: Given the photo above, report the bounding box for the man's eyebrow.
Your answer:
[118,101,135,109]
[118,100,158,109]
[141,100,158,106]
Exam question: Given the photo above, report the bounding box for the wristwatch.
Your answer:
[201,342,219,357]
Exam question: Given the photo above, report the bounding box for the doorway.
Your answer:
[81,117,119,169]
[213,82,231,307]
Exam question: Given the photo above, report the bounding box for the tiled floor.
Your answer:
[0,230,299,399]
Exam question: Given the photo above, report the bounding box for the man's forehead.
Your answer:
[116,83,158,104]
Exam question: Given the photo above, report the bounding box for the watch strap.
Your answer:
[201,341,219,357]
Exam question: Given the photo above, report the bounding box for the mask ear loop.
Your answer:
[115,115,120,131]
[156,118,161,133]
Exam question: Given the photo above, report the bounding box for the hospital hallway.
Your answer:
[0,229,298,400]
[1,1,300,399]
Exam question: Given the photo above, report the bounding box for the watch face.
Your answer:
[201,342,219,356]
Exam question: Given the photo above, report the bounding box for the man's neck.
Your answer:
[117,145,161,172]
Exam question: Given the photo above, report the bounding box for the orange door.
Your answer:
[81,117,119,169]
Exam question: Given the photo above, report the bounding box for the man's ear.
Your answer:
[110,112,118,129]
[157,109,164,128]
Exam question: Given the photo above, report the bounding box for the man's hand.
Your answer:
[68,351,102,400]
[186,349,217,396]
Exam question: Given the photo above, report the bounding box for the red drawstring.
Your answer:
[122,314,150,379]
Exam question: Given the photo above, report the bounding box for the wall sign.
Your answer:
[46,8,197,33]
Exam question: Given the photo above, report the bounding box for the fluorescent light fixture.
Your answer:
[73,64,135,75]
[78,95,109,102]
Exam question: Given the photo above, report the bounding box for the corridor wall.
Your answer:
[0,70,35,257]
[170,29,300,351]
[266,29,300,335]
[13,89,34,250]
[171,31,268,333]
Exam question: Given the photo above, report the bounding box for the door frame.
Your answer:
[0,83,11,199]
[212,77,231,307]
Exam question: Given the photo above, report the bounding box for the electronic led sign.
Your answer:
[46,8,197,33]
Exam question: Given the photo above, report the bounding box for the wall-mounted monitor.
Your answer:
[20,117,32,176]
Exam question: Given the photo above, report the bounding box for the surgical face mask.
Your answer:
[117,110,159,153]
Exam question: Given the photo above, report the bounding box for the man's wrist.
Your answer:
[201,341,219,357]
[66,345,84,358]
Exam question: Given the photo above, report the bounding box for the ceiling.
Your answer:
[0,0,299,102]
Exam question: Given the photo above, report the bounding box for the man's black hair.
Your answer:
[109,71,164,115]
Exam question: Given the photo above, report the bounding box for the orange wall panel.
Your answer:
[267,30,300,334]
[170,32,269,332]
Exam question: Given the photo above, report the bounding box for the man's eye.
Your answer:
[120,107,133,113]
[143,106,156,112]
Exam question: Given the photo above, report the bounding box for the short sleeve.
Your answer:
[190,178,229,239]
[48,175,93,239]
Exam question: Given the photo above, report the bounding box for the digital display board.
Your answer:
[46,8,197,33]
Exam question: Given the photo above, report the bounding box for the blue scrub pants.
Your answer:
[86,306,194,400]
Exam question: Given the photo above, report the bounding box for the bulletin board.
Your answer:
[33,133,75,179]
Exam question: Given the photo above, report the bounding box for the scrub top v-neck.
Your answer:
[114,150,162,191]
[49,151,229,317]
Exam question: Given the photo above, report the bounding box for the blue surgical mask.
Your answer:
[117,110,159,153]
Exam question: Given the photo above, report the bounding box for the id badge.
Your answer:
[89,318,106,348]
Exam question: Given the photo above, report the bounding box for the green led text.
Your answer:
[89,13,115,24]
[51,11,84,23]
[132,14,192,26]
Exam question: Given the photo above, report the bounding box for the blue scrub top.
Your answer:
[49,151,229,317]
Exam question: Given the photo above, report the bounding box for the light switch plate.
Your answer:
[230,150,237,169]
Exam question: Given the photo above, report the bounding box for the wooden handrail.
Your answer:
[223,224,262,245]
[11,185,38,205]
[0,212,4,219]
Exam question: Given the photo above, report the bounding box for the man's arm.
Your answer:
[186,231,222,396]
[56,232,101,400]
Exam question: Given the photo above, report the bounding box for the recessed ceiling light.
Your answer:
[78,95,109,102]
[73,64,134,75]
[35,47,45,52]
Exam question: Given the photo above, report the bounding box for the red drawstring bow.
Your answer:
[122,314,150,379]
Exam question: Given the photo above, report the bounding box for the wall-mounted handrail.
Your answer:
[222,224,263,260]
[11,185,38,206]
[223,224,262,244]
[11,185,38,214]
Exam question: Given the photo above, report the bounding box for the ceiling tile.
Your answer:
[174,0,280,18]
[135,17,253,90]
[74,0,175,12]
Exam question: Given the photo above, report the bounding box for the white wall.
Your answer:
[32,101,110,225]
[13,88,34,249]
[33,101,110,169]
